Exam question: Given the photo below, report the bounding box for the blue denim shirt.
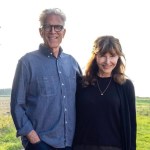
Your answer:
[11,44,82,148]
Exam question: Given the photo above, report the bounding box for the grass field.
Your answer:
[136,97,150,150]
[0,115,23,150]
[0,96,150,150]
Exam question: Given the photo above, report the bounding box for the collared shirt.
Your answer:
[11,44,82,148]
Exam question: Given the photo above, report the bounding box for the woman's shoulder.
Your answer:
[122,78,134,88]
[77,76,95,90]
[117,78,135,97]
[114,78,135,93]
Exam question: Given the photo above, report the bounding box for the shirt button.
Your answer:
[63,96,66,98]
[65,108,67,111]
[65,121,68,124]
[62,83,64,86]
[59,71,61,74]
[48,55,50,57]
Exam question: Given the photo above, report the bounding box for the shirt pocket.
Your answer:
[37,76,56,96]
[64,70,77,95]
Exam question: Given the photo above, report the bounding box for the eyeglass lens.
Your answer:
[43,25,63,32]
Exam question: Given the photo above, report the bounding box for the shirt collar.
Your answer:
[39,44,63,58]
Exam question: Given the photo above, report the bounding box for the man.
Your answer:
[11,8,82,150]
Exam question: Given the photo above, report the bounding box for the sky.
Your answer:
[0,0,150,97]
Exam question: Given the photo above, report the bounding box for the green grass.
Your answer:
[0,115,23,150]
[137,115,150,150]
[0,97,150,150]
[136,97,150,150]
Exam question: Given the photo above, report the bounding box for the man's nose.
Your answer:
[50,26,56,33]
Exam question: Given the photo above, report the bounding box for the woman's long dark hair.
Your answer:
[83,35,126,86]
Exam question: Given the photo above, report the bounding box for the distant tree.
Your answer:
[0,88,11,96]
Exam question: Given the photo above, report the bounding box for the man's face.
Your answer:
[39,14,66,50]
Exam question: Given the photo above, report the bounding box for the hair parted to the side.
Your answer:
[39,8,66,26]
[83,35,126,86]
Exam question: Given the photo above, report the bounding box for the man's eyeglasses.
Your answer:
[42,24,64,32]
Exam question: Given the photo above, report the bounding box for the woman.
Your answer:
[73,36,136,150]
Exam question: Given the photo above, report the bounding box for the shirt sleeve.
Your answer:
[125,79,137,150]
[10,59,33,137]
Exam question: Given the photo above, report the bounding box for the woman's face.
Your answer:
[96,52,119,77]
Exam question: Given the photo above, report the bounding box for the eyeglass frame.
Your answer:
[41,24,64,32]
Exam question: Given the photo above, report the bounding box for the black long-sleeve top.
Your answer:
[73,77,136,150]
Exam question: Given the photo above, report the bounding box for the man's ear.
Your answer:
[39,28,44,38]
[62,28,66,38]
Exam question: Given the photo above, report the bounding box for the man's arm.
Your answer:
[11,60,35,138]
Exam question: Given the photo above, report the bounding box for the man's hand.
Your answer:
[26,130,40,144]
